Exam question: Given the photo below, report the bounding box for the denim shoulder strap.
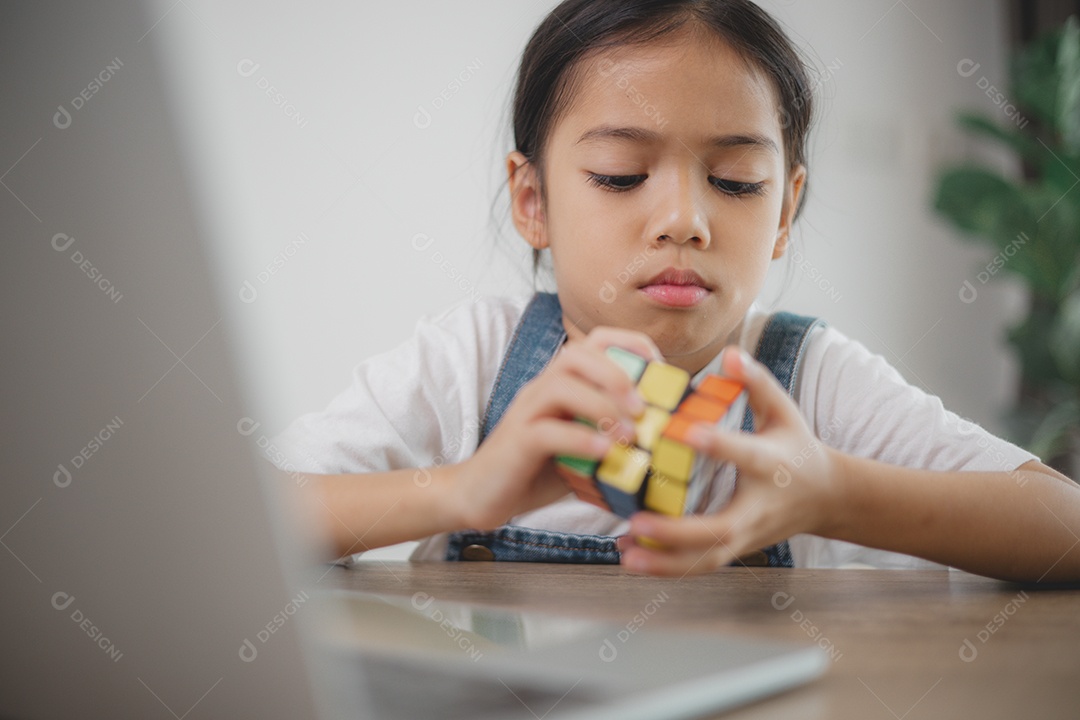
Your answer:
[739,311,826,568]
[478,292,566,445]
[741,311,825,432]
[446,293,621,563]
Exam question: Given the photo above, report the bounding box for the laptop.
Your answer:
[0,2,827,718]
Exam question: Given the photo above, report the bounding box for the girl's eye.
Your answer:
[710,177,767,197]
[586,173,646,192]
[586,173,766,198]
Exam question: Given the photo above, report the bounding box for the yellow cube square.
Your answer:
[644,473,688,516]
[652,437,695,482]
[637,362,690,411]
[596,444,650,494]
[634,406,670,451]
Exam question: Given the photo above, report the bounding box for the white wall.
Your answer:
[755,0,1022,436]
[152,0,1022,557]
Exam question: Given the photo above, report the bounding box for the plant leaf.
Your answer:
[935,169,1077,296]
[933,167,1032,238]
[1013,24,1064,130]
[1027,397,1080,461]
[1021,188,1080,299]
[956,113,1044,167]
[1057,16,1080,153]
[1062,259,1080,297]
[1050,290,1080,382]
[1008,311,1067,391]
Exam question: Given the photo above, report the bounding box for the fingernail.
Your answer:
[624,390,645,417]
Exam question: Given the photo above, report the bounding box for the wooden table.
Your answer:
[322,562,1080,719]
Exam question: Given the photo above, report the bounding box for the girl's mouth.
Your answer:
[639,284,710,308]
[639,267,712,308]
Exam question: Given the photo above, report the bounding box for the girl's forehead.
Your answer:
[584,29,758,79]
[555,35,782,151]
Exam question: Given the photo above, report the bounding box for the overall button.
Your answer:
[462,544,495,561]
[736,550,769,567]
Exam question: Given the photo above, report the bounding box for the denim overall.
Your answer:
[446,292,824,568]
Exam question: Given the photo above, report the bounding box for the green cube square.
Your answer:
[556,454,598,476]
[605,346,647,383]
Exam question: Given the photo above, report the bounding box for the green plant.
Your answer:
[934,17,1080,475]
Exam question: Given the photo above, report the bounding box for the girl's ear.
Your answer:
[507,151,549,251]
[772,164,806,260]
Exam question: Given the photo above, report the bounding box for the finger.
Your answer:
[626,510,741,552]
[720,346,800,428]
[528,417,616,462]
[550,343,646,420]
[527,377,638,446]
[646,489,794,561]
[631,490,778,552]
[683,422,770,476]
[624,501,775,575]
[581,326,664,363]
[620,542,734,577]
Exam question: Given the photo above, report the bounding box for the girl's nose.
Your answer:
[648,169,711,249]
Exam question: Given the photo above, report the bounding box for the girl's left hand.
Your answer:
[616,346,844,576]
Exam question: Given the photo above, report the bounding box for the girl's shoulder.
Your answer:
[405,293,537,376]
[420,293,533,335]
[768,306,1037,473]
[406,293,535,353]
[740,304,913,433]
[739,304,886,389]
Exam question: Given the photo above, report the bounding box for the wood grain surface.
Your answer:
[320,562,1080,719]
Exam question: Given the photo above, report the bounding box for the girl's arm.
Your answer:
[306,466,468,558]
[820,456,1080,582]
[620,347,1080,582]
[307,457,586,558]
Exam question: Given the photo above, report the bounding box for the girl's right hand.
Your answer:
[450,326,663,531]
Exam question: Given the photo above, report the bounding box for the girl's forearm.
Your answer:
[824,452,1080,582]
[306,465,465,559]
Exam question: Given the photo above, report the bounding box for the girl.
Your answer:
[274,0,1080,581]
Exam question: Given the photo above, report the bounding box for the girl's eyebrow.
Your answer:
[575,124,778,154]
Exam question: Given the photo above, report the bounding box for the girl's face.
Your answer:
[508,29,805,375]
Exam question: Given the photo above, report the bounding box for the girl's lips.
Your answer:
[639,284,710,307]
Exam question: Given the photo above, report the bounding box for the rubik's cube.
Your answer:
[555,347,747,518]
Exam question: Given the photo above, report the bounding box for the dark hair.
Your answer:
[511,0,815,276]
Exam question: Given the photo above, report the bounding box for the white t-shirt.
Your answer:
[271,294,1038,569]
